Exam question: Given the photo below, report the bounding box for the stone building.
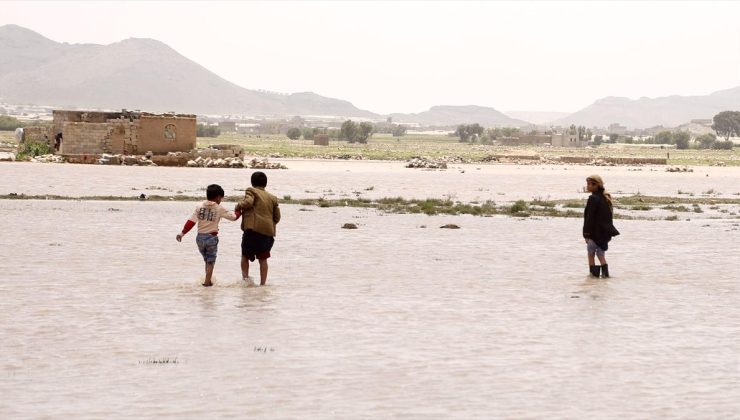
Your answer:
[218,121,237,133]
[51,110,196,155]
[551,132,587,147]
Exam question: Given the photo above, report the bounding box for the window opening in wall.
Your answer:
[164,124,176,140]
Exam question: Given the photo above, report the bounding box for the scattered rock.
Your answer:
[406,156,447,169]
[440,224,460,229]
[28,154,65,164]
[247,158,287,169]
[341,223,358,229]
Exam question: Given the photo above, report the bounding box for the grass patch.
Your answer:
[662,205,690,212]
[4,193,740,220]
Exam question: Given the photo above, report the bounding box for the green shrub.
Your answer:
[509,200,528,214]
[17,141,52,159]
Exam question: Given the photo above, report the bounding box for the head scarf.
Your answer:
[587,174,613,213]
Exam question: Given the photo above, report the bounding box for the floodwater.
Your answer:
[1,161,739,418]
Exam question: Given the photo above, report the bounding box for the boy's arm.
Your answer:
[176,208,198,242]
[273,200,281,225]
[235,189,255,211]
[220,205,241,221]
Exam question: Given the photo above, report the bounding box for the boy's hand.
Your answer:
[176,233,183,242]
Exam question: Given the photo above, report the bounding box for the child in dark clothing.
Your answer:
[583,174,619,278]
[236,171,281,286]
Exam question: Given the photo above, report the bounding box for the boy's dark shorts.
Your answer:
[241,229,275,261]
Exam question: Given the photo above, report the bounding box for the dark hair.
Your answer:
[251,171,267,187]
[206,184,225,200]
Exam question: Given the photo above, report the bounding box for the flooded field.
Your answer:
[1,160,740,203]
[1,162,739,418]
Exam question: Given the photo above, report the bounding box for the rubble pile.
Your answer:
[186,156,245,168]
[98,154,156,166]
[246,158,287,169]
[406,156,448,169]
[29,154,65,163]
[185,157,287,169]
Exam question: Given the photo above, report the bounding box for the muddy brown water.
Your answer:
[1,161,738,418]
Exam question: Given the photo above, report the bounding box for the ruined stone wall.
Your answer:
[53,111,123,134]
[60,122,115,155]
[51,110,195,156]
[22,125,53,146]
[137,115,196,154]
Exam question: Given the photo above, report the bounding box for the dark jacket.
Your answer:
[583,189,619,251]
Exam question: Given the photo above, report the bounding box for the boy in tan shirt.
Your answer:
[176,184,240,286]
[236,171,281,286]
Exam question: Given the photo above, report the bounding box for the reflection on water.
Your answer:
[1,164,739,418]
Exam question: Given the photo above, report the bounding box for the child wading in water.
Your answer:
[236,171,281,286]
[583,174,619,278]
[176,184,240,286]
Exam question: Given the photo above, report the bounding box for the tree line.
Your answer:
[0,116,23,131]
[196,123,221,137]
[286,120,409,142]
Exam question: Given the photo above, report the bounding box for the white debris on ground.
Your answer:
[29,154,65,163]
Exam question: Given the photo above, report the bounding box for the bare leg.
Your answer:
[203,262,215,286]
[597,255,607,265]
[258,259,268,286]
[241,256,250,280]
[588,253,596,266]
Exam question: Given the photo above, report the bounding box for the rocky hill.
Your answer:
[0,24,378,118]
[553,87,740,129]
[390,105,529,127]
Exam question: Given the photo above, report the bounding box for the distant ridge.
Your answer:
[0,24,378,118]
[390,105,529,127]
[505,111,570,125]
[553,87,740,129]
[1,24,738,128]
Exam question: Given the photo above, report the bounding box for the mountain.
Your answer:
[0,24,378,118]
[389,105,529,127]
[504,111,570,125]
[553,87,740,129]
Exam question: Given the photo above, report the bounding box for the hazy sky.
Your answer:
[2,1,739,114]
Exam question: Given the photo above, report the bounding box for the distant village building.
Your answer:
[608,123,627,135]
[218,121,237,133]
[237,123,260,134]
[313,134,330,146]
[550,132,587,147]
[43,110,196,155]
